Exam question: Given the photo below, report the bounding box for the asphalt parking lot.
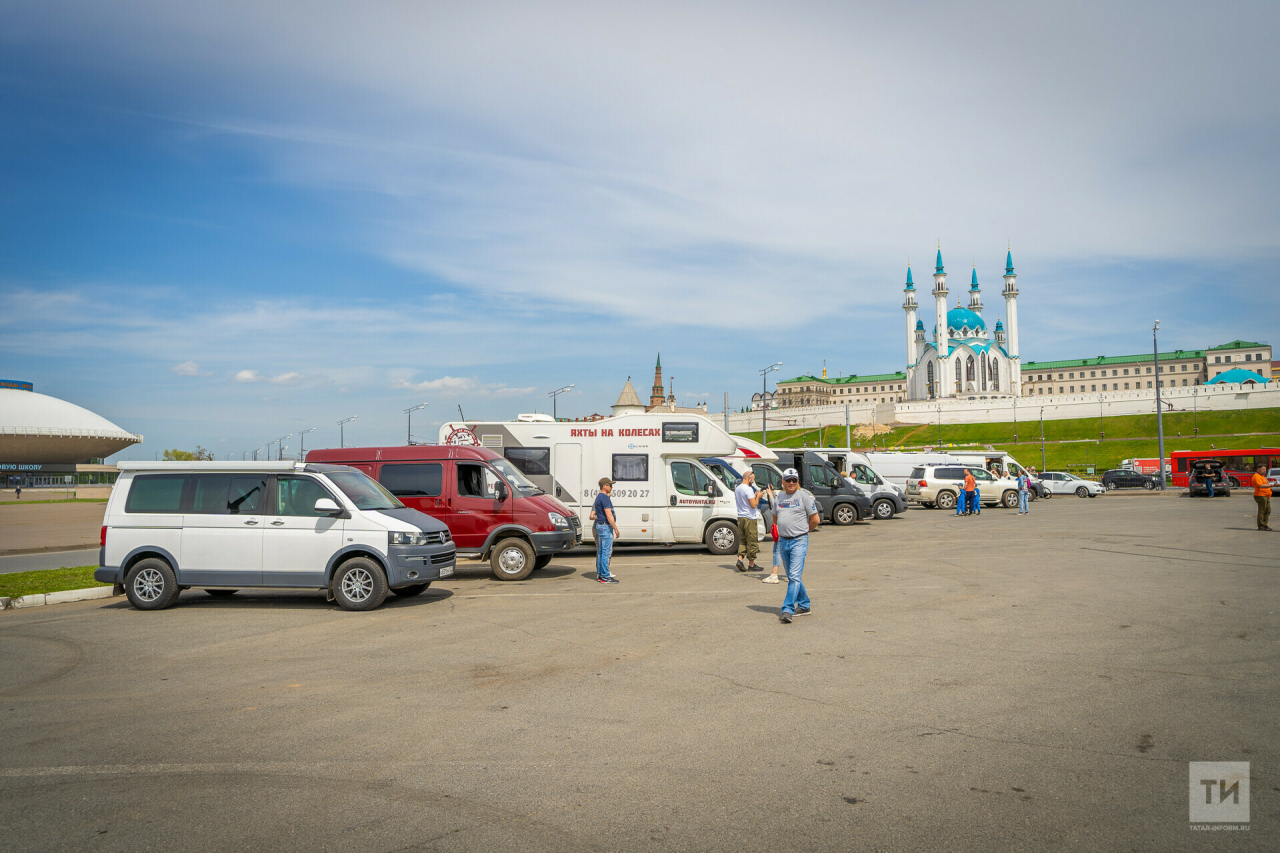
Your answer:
[1,494,1276,852]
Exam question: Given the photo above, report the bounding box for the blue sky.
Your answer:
[1,0,1277,459]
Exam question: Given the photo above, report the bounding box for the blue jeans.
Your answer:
[955,491,966,515]
[595,524,614,579]
[778,535,810,614]
[1206,480,1215,498]
[1019,489,1029,513]
[972,489,980,514]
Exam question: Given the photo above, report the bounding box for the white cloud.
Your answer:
[390,375,536,398]
[233,369,261,383]
[172,360,209,376]
[234,369,311,385]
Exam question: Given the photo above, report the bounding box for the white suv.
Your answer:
[96,462,455,611]
[905,465,1022,510]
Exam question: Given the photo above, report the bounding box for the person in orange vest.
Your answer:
[1253,464,1272,531]
[963,469,977,517]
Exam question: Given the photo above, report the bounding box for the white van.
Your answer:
[805,449,910,520]
[438,413,745,554]
[859,451,967,490]
[96,462,455,611]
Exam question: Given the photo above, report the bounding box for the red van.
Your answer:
[306,445,581,580]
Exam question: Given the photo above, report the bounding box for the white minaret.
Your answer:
[933,247,950,397]
[903,264,918,390]
[968,265,983,313]
[1002,248,1021,395]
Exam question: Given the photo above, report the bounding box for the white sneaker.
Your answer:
[762,575,780,584]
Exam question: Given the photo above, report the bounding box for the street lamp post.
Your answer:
[338,416,358,448]
[404,403,428,444]
[1099,394,1105,441]
[1040,406,1046,472]
[548,385,574,422]
[274,434,293,461]
[1153,321,1167,490]
[759,363,782,445]
[298,427,316,461]
[1013,396,1018,444]
[1193,386,1199,436]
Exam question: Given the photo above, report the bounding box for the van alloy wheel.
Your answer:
[873,499,894,520]
[704,521,738,555]
[341,567,374,602]
[332,557,388,611]
[133,568,164,602]
[124,557,180,611]
[833,503,857,525]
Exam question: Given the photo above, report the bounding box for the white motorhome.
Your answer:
[858,451,966,490]
[437,413,744,554]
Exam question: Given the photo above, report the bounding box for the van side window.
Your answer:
[379,463,443,497]
[457,463,501,498]
[612,454,648,482]
[229,477,265,513]
[670,461,712,496]
[752,465,782,490]
[275,476,335,516]
[125,474,186,513]
[853,464,878,485]
[504,448,550,476]
[808,464,837,488]
[191,474,232,514]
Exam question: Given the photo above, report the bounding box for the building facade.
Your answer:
[1020,340,1272,396]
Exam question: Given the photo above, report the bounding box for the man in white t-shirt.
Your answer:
[734,469,770,571]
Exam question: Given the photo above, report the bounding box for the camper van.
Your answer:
[437,413,745,555]
[768,450,873,525]
[806,450,909,520]
[859,451,966,490]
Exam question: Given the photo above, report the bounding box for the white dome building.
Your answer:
[0,387,142,464]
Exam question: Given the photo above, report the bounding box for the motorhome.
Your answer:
[437,413,744,555]
[857,451,966,491]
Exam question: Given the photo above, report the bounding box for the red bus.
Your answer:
[1170,448,1280,488]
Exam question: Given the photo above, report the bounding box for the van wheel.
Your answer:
[332,558,388,610]
[205,589,237,597]
[125,558,180,610]
[491,539,535,581]
[704,521,738,555]
[534,555,553,570]
[936,491,957,510]
[872,499,895,520]
[1075,486,1089,498]
[1143,481,1155,490]
[1002,490,1019,508]
[391,583,430,597]
[833,503,858,525]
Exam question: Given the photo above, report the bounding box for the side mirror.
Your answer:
[314,498,342,515]
[494,481,509,501]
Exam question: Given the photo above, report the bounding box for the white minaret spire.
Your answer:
[903,263,918,385]
[1002,246,1021,396]
[933,244,950,397]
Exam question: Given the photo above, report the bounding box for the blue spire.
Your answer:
[915,319,924,330]
[995,318,1004,329]
[970,266,980,290]
[935,248,944,274]
[905,265,914,289]
[1005,249,1015,276]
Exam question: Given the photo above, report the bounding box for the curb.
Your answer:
[1,586,118,611]
[0,544,100,558]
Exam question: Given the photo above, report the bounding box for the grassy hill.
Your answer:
[735,407,1280,473]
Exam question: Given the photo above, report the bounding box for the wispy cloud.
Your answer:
[171,360,209,376]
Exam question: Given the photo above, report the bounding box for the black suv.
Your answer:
[1101,468,1160,490]
[1188,460,1230,497]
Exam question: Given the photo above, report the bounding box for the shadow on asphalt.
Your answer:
[97,588,455,611]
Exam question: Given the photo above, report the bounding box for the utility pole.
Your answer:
[405,403,428,444]
[298,427,316,461]
[760,363,782,445]
[845,403,850,449]
[723,392,729,432]
[1013,396,1018,444]
[1040,406,1046,472]
[1192,386,1199,436]
[1153,321,1167,489]
[274,434,292,461]
[338,416,358,448]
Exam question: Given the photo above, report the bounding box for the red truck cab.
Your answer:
[306,445,581,580]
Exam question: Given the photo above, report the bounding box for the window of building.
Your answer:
[1147,381,1152,388]
[1038,388,1043,394]
[1091,385,1096,391]
[1123,369,1129,375]
[1058,373,1064,380]
[1215,356,1221,363]
[1181,364,1187,371]
[1245,354,1252,361]
[1182,379,1188,386]
[1090,371,1096,377]
[1145,367,1151,374]
[1069,386,1075,393]
[1124,383,1129,389]
[1059,387,1064,394]
[1112,383,1118,390]
[1069,372,1074,379]
[1225,355,1232,362]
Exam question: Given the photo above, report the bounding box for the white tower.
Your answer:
[1002,248,1021,396]
[968,265,983,313]
[903,265,918,389]
[933,247,950,397]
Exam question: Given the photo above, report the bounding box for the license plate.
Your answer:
[439,565,454,578]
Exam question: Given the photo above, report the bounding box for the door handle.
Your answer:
[270,520,285,525]
[244,519,259,525]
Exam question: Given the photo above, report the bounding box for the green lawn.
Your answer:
[0,567,107,600]
[735,407,1280,474]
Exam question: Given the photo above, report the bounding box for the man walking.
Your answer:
[734,470,769,571]
[963,469,977,517]
[775,467,820,624]
[1253,464,1272,531]
[592,477,621,583]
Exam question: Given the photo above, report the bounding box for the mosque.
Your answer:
[902,247,1021,400]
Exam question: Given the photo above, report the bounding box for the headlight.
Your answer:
[388,531,429,546]
[548,512,570,529]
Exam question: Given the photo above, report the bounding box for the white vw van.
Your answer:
[96,462,455,611]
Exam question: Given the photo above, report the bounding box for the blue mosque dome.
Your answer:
[941,306,986,335]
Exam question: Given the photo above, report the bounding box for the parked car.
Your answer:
[96,461,456,611]
[1268,468,1280,488]
[1187,460,1231,498]
[905,465,1022,510]
[1101,468,1160,491]
[1039,471,1105,498]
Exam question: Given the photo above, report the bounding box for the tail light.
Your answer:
[100,526,107,547]
[918,480,927,487]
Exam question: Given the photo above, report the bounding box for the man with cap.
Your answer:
[592,477,621,583]
[774,467,821,623]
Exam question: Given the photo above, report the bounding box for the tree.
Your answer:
[163,446,214,461]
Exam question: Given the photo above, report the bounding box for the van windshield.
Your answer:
[326,470,404,510]
[487,458,543,495]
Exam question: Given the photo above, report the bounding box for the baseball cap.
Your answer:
[598,477,614,487]
[782,468,799,480]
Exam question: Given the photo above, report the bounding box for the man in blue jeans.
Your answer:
[774,468,821,623]
[592,477,620,584]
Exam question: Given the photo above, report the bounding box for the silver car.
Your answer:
[1040,471,1105,498]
